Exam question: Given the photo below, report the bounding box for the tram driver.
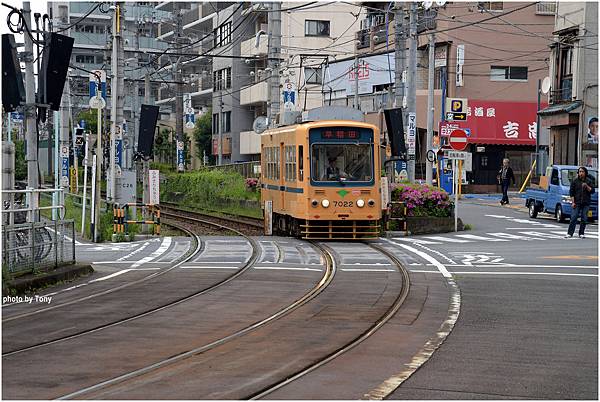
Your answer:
[323,156,348,181]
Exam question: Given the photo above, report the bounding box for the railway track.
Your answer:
[50,242,410,400]
[2,215,261,355]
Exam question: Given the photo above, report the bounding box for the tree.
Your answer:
[154,128,174,165]
[193,110,214,165]
[76,109,98,133]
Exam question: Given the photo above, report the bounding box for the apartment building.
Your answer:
[212,2,364,163]
[538,1,598,169]
[325,1,556,188]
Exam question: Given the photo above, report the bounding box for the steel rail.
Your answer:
[247,242,411,400]
[56,241,335,400]
[3,216,260,356]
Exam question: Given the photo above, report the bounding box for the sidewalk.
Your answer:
[461,191,528,213]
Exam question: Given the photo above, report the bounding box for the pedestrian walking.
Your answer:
[565,166,596,238]
[497,158,515,205]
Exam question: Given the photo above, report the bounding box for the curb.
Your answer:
[3,264,94,296]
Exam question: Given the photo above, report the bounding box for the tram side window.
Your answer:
[285,145,297,182]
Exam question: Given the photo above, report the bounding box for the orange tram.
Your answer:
[260,119,382,240]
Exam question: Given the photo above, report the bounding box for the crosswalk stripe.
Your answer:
[550,231,598,238]
[423,236,471,243]
[392,238,441,245]
[454,234,509,242]
[488,232,536,240]
[519,231,564,239]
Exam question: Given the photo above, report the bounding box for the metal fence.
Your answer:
[209,161,261,179]
[2,220,76,276]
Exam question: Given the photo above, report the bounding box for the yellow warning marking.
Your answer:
[542,255,598,260]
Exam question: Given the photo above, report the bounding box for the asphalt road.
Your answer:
[385,200,598,399]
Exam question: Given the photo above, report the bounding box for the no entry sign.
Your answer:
[449,129,468,151]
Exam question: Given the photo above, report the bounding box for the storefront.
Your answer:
[439,100,545,190]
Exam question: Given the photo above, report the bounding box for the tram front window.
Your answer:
[312,144,373,182]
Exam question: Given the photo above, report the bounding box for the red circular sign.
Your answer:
[449,129,468,151]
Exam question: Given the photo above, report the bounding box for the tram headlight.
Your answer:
[356,199,365,208]
[311,199,319,207]
[321,199,330,208]
[367,199,375,207]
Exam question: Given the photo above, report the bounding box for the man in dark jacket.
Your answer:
[565,166,596,238]
[498,158,516,205]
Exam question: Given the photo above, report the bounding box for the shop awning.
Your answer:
[439,100,544,146]
[538,100,582,116]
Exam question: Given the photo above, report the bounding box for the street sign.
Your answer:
[449,129,468,151]
[445,150,468,159]
[149,169,160,205]
[407,112,416,157]
[183,93,195,129]
[446,112,467,121]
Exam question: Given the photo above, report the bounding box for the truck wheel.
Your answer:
[529,202,538,218]
[556,205,567,223]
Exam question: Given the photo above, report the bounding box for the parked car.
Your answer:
[525,165,598,222]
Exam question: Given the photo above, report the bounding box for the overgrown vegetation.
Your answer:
[193,110,214,165]
[14,139,27,180]
[161,168,261,218]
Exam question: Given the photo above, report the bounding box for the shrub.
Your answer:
[390,183,453,217]
[245,177,259,191]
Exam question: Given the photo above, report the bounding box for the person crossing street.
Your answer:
[565,166,596,238]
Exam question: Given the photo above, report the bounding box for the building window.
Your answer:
[221,111,231,133]
[305,67,322,85]
[477,2,503,11]
[213,67,232,91]
[305,20,330,37]
[213,22,232,48]
[75,54,96,64]
[490,66,528,81]
[536,2,556,15]
[212,113,219,134]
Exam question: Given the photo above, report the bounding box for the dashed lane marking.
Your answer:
[130,237,172,268]
[89,268,160,283]
[454,234,509,242]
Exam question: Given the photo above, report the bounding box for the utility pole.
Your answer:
[143,73,152,209]
[426,33,435,185]
[174,4,184,172]
[354,55,359,109]
[23,2,39,219]
[218,90,223,165]
[407,2,418,183]
[393,3,406,183]
[109,2,124,203]
[267,1,281,127]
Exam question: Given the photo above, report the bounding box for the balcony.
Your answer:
[550,79,573,104]
[240,81,268,106]
[240,130,261,155]
[241,35,268,57]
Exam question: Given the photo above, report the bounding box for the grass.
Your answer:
[463,223,473,230]
[161,168,261,218]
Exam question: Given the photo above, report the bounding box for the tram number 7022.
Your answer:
[333,201,354,207]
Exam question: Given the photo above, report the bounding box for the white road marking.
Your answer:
[518,231,564,239]
[451,271,597,277]
[46,227,84,245]
[254,266,322,272]
[392,237,441,245]
[345,262,392,266]
[397,243,452,278]
[422,236,472,243]
[445,263,598,269]
[116,242,150,261]
[454,234,509,242]
[488,232,536,241]
[89,268,160,282]
[92,261,171,265]
[180,266,239,269]
[550,231,598,238]
[341,268,396,272]
[130,237,172,268]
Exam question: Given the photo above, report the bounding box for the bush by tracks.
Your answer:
[390,183,453,217]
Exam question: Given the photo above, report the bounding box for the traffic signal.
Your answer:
[38,33,74,111]
[2,34,25,112]
[137,104,160,158]
[384,108,406,157]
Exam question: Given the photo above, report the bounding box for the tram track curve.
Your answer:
[52,242,410,400]
[2,214,262,356]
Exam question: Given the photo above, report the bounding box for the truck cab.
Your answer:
[525,165,598,222]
